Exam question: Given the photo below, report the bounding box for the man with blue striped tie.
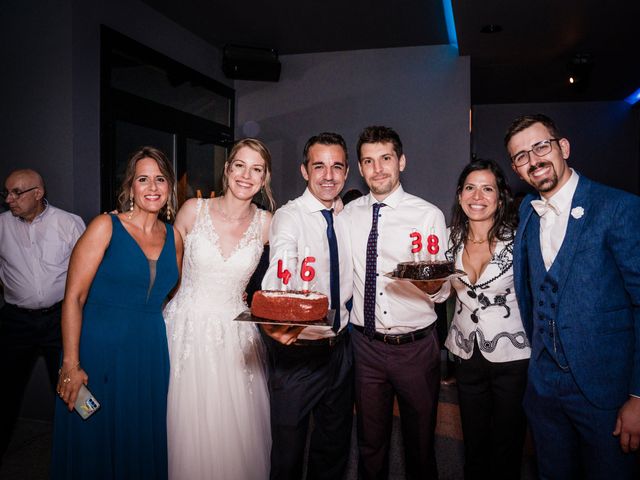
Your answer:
[261,132,354,480]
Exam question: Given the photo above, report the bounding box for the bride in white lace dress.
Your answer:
[164,139,275,479]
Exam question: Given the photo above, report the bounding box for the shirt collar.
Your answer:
[18,199,49,224]
[301,187,335,213]
[366,183,404,209]
[545,168,579,214]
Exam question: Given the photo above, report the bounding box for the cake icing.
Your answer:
[251,290,329,321]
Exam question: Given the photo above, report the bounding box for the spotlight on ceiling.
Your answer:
[567,53,593,91]
[480,24,503,34]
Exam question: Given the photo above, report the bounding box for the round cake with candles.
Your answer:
[251,290,329,322]
[393,260,456,280]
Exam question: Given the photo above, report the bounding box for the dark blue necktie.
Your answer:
[364,203,384,339]
[321,209,340,332]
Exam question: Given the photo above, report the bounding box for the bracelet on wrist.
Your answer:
[58,361,81,384]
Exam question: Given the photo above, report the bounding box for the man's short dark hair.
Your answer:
[504,114,562,148]
[356,126,403,161]
[303,132,348,165]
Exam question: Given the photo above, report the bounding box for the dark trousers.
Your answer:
[0,303,61,461]
[352,326,440,480]
[455,344,529,480]
[524,348,639,480]
[263,331,354,480]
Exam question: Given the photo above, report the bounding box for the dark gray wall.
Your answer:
[472,102,640,197]
[1,0,230,221]
[1,0,74,211]
[235,45,471,217]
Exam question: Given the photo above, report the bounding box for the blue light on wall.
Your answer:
[624,88,640,105]
[442,0,458,50]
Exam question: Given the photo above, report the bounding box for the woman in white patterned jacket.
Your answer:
[445,158,531,480]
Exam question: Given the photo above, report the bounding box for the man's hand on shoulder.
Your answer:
[613,396,640,453]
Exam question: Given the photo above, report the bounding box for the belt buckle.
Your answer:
[384,334,401,346]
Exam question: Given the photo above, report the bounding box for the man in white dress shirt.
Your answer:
[344,126,449,479]
[261,133,354,480]
[0,169,85,462]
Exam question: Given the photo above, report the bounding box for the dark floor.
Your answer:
[0,381,537,480]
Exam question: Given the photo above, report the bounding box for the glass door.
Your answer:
[178,139,227,204]
[101,27,234,213]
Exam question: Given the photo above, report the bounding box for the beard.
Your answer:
[528,162,558,193]
[368,175,398,197]
[369,183,391,196]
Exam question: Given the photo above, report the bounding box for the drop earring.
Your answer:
[128,196,134,219]
[166,207,171,221]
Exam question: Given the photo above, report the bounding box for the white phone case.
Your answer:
[74,384,100,420]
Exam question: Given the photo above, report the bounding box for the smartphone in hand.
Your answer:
[74,384,100,420]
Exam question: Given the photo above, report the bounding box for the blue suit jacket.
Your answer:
[514,175,640,409]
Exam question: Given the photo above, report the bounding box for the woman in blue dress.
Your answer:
[52,146,183,479]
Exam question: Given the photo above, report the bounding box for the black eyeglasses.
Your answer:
[0,186,39,200]
[511,138,560,167]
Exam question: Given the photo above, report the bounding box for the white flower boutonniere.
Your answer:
[571,206,584,219]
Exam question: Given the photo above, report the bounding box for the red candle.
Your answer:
[300,246,316,291]
[277,253,291,287]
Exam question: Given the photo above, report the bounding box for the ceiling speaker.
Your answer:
[222,45,281,82]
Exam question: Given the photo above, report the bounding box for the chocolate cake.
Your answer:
[393,260,455,280]
[251,290,329,322]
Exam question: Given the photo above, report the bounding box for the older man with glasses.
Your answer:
[506,114,640,479]
[0,169,85,465]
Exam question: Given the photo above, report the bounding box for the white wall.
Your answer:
[235,45,470,218]
[473,102,640,196]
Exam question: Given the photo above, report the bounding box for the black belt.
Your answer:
[352,323,435,345]
[293,327,347,347]
[6,301,62,315]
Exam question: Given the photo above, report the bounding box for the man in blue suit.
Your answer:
[506,114,640,479]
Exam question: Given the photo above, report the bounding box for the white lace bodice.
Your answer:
[173,199,264,310]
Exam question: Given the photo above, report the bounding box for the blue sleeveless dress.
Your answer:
[51,215,177,479]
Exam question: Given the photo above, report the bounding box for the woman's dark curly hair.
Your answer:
[449,159,517,255]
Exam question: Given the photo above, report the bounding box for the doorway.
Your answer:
[100,27,235,212]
